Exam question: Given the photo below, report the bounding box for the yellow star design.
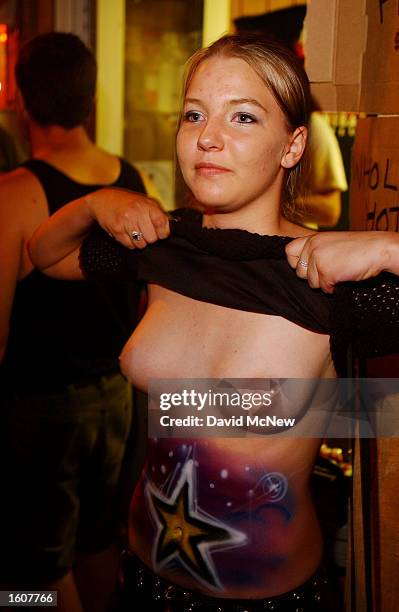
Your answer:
[146,460,247,590]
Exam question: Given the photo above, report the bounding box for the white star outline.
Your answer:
[145,459,248,591]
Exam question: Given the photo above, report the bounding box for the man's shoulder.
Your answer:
[0,163,42,189]
[0,163,48,227]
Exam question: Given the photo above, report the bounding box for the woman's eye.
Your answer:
[184,111,204,122]
[233,113,256,124]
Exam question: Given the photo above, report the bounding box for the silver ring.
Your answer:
[130,230,143,242]
[298,258,308,268]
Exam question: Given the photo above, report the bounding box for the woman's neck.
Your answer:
[202,204,299,237]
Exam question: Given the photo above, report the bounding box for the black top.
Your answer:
[0,158,146,393]
[80,208,399,377]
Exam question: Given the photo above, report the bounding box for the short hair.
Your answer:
[234,5,307,53]
[181,34,312,220]
[15,32,97,129]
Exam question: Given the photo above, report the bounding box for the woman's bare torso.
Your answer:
[121,284,336,598]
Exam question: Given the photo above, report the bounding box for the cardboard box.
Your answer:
[360,0,399,114]
[305,0,399,113]
[350,116,399,231]
[350,116,399,612]
[305,0,367,112]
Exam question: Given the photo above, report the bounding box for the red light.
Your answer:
[0,24,7,109]
[0,23,6,43]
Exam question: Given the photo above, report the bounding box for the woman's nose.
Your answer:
[197,118,224,151]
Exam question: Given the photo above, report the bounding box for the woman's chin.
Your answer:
[191,196,236,212]
[189,185,235,209]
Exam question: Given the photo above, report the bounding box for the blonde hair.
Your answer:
[181,34,312,220]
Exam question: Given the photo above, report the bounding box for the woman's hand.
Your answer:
[86,188,170,250]
[286,231,399,293]
[29,188,169,277]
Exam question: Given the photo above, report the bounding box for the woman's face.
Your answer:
[177,55,299,215]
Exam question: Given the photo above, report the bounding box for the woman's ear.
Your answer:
[281,126,307,169]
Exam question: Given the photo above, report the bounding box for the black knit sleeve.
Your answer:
[347,274,399,360]
[329,274,399,376]
[331,273,399,364]
[79,224,138,282]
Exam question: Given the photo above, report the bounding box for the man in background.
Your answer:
[0,33,150,612]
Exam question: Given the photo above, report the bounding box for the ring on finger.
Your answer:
[298,258,308,268]
[130,230,144,242]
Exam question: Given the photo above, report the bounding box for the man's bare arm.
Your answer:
[0,169,48,361]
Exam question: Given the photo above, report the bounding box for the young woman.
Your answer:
[30,35,399,611]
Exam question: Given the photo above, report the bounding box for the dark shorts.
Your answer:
[0,372,132,584]
[117,552,344,612]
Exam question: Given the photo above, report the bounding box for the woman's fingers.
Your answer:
[126,225,149,250]
[135,201,168,245]
[286,236,312,280]
[149,202,170,239]
[285,236,309,268]
[296,254,309,279]
[124,200,170,249]
[286,235,328,292]
[285,231,393,294]
[91,189,170,249]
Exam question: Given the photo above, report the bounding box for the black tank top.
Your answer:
[0,158,145,393]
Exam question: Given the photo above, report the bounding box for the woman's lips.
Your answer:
[195,162,231,177]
